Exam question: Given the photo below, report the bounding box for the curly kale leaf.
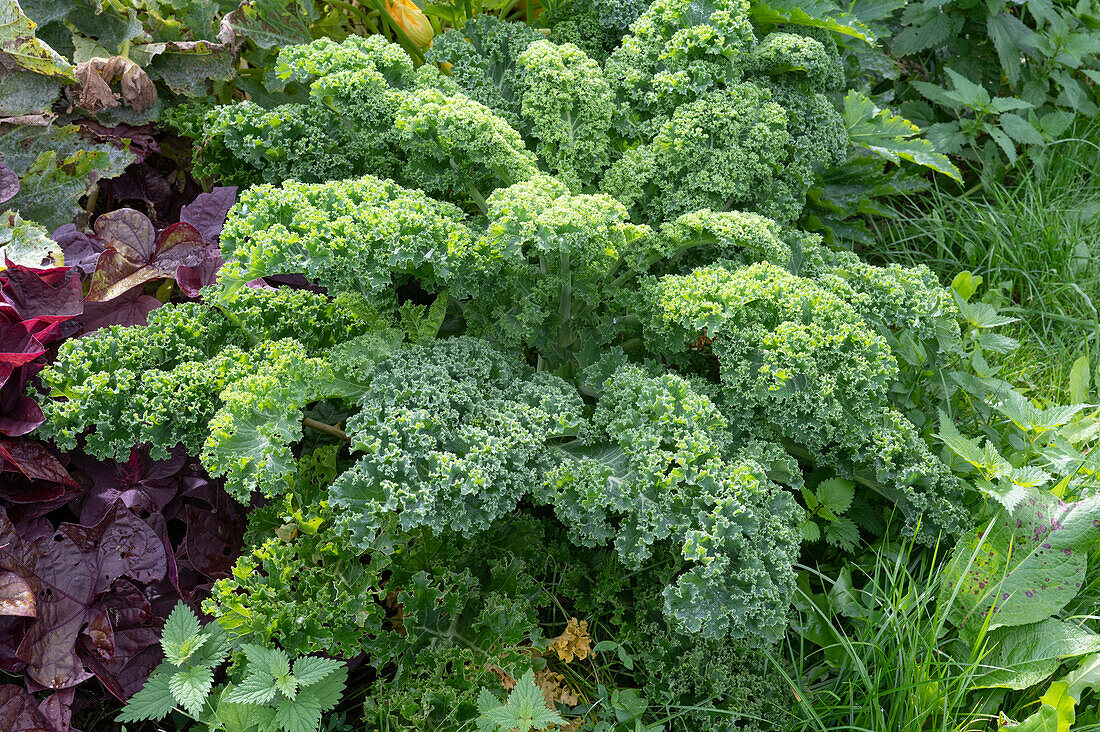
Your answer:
[605,0,758,136]
[329,337,586,548]
[539,364,802,640]
[426,16,542,131]
[39,289,384,464]
[515,40,614,191]
[450,175,653,368]
[642,262,968,539]
[217,175,472,298]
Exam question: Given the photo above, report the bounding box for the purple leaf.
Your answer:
[0,315,47,437]
[74,285,161,336]
[74,447,184,528]
[0,266,82,322]
[4,505,167,690]
[179,187,237,242]
[0,439,77,487]
[176,247,223,297]
[0,572,34,618]
[87,210,207,302]
[0,684,53,732]
[48,227,103,277]
[0,163,18,205]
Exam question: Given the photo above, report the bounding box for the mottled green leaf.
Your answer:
[941,491,1100,631]
[0,0,77,82]
[0,209,62,268]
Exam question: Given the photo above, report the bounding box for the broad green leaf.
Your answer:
[169,665,214,716]
[0,0,77,82]
[225,0,316,49]
[117,670,175,723]
[842,92,962,181]
[1001,681,1076,731]
[801,519,822,542]
[0,209,62,268]
[975,619,1100,689]
[815,478,854,515]
[0,69,60,116]
[940,491,1100,632]
[749,0,875,43]
[161,602,204,666]
[1069,356,1090,404]
[951,271,982,302]
[0,125,134,231]
[1064,652,1100,701]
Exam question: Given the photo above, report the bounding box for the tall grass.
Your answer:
[863,121,1100,402]
[779,538,997,732]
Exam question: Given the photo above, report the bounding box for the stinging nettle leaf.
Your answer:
[842,92,962,181]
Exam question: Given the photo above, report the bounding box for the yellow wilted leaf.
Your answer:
[549,618,591,664]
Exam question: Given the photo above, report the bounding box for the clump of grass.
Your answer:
[864,121,1100,402]
[778,537,996,732]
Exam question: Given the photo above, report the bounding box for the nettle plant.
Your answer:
[40,0,973,725]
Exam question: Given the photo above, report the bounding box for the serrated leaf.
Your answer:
[117,671,175,723]
[161,602,203,665]
[275,673,299,700]
[225,672,280,705]
[292,656,343,687]
[216,685,277,732]
[892,11,954,54]
[801,519,822,542]
[304,666,346,712]
[938,412,988,467]
[1000,113,1045,145]
[169,665,214,716]
[273,692,323,732]
[478,669,565,732]
[824,517,859,552]
[242,643,291,679]
[815,478,854,515]
[0,0,77,82]
[843,92,962,181]
[987,12,1035,86]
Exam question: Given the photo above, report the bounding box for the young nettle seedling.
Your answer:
[800,477,859,552]
[119,602,347,732]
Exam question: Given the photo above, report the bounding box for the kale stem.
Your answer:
[303,417,349,441]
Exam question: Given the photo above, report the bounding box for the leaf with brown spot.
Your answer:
[0,2,77,82]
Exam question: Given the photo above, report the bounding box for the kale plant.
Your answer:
[40,4,976,725]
